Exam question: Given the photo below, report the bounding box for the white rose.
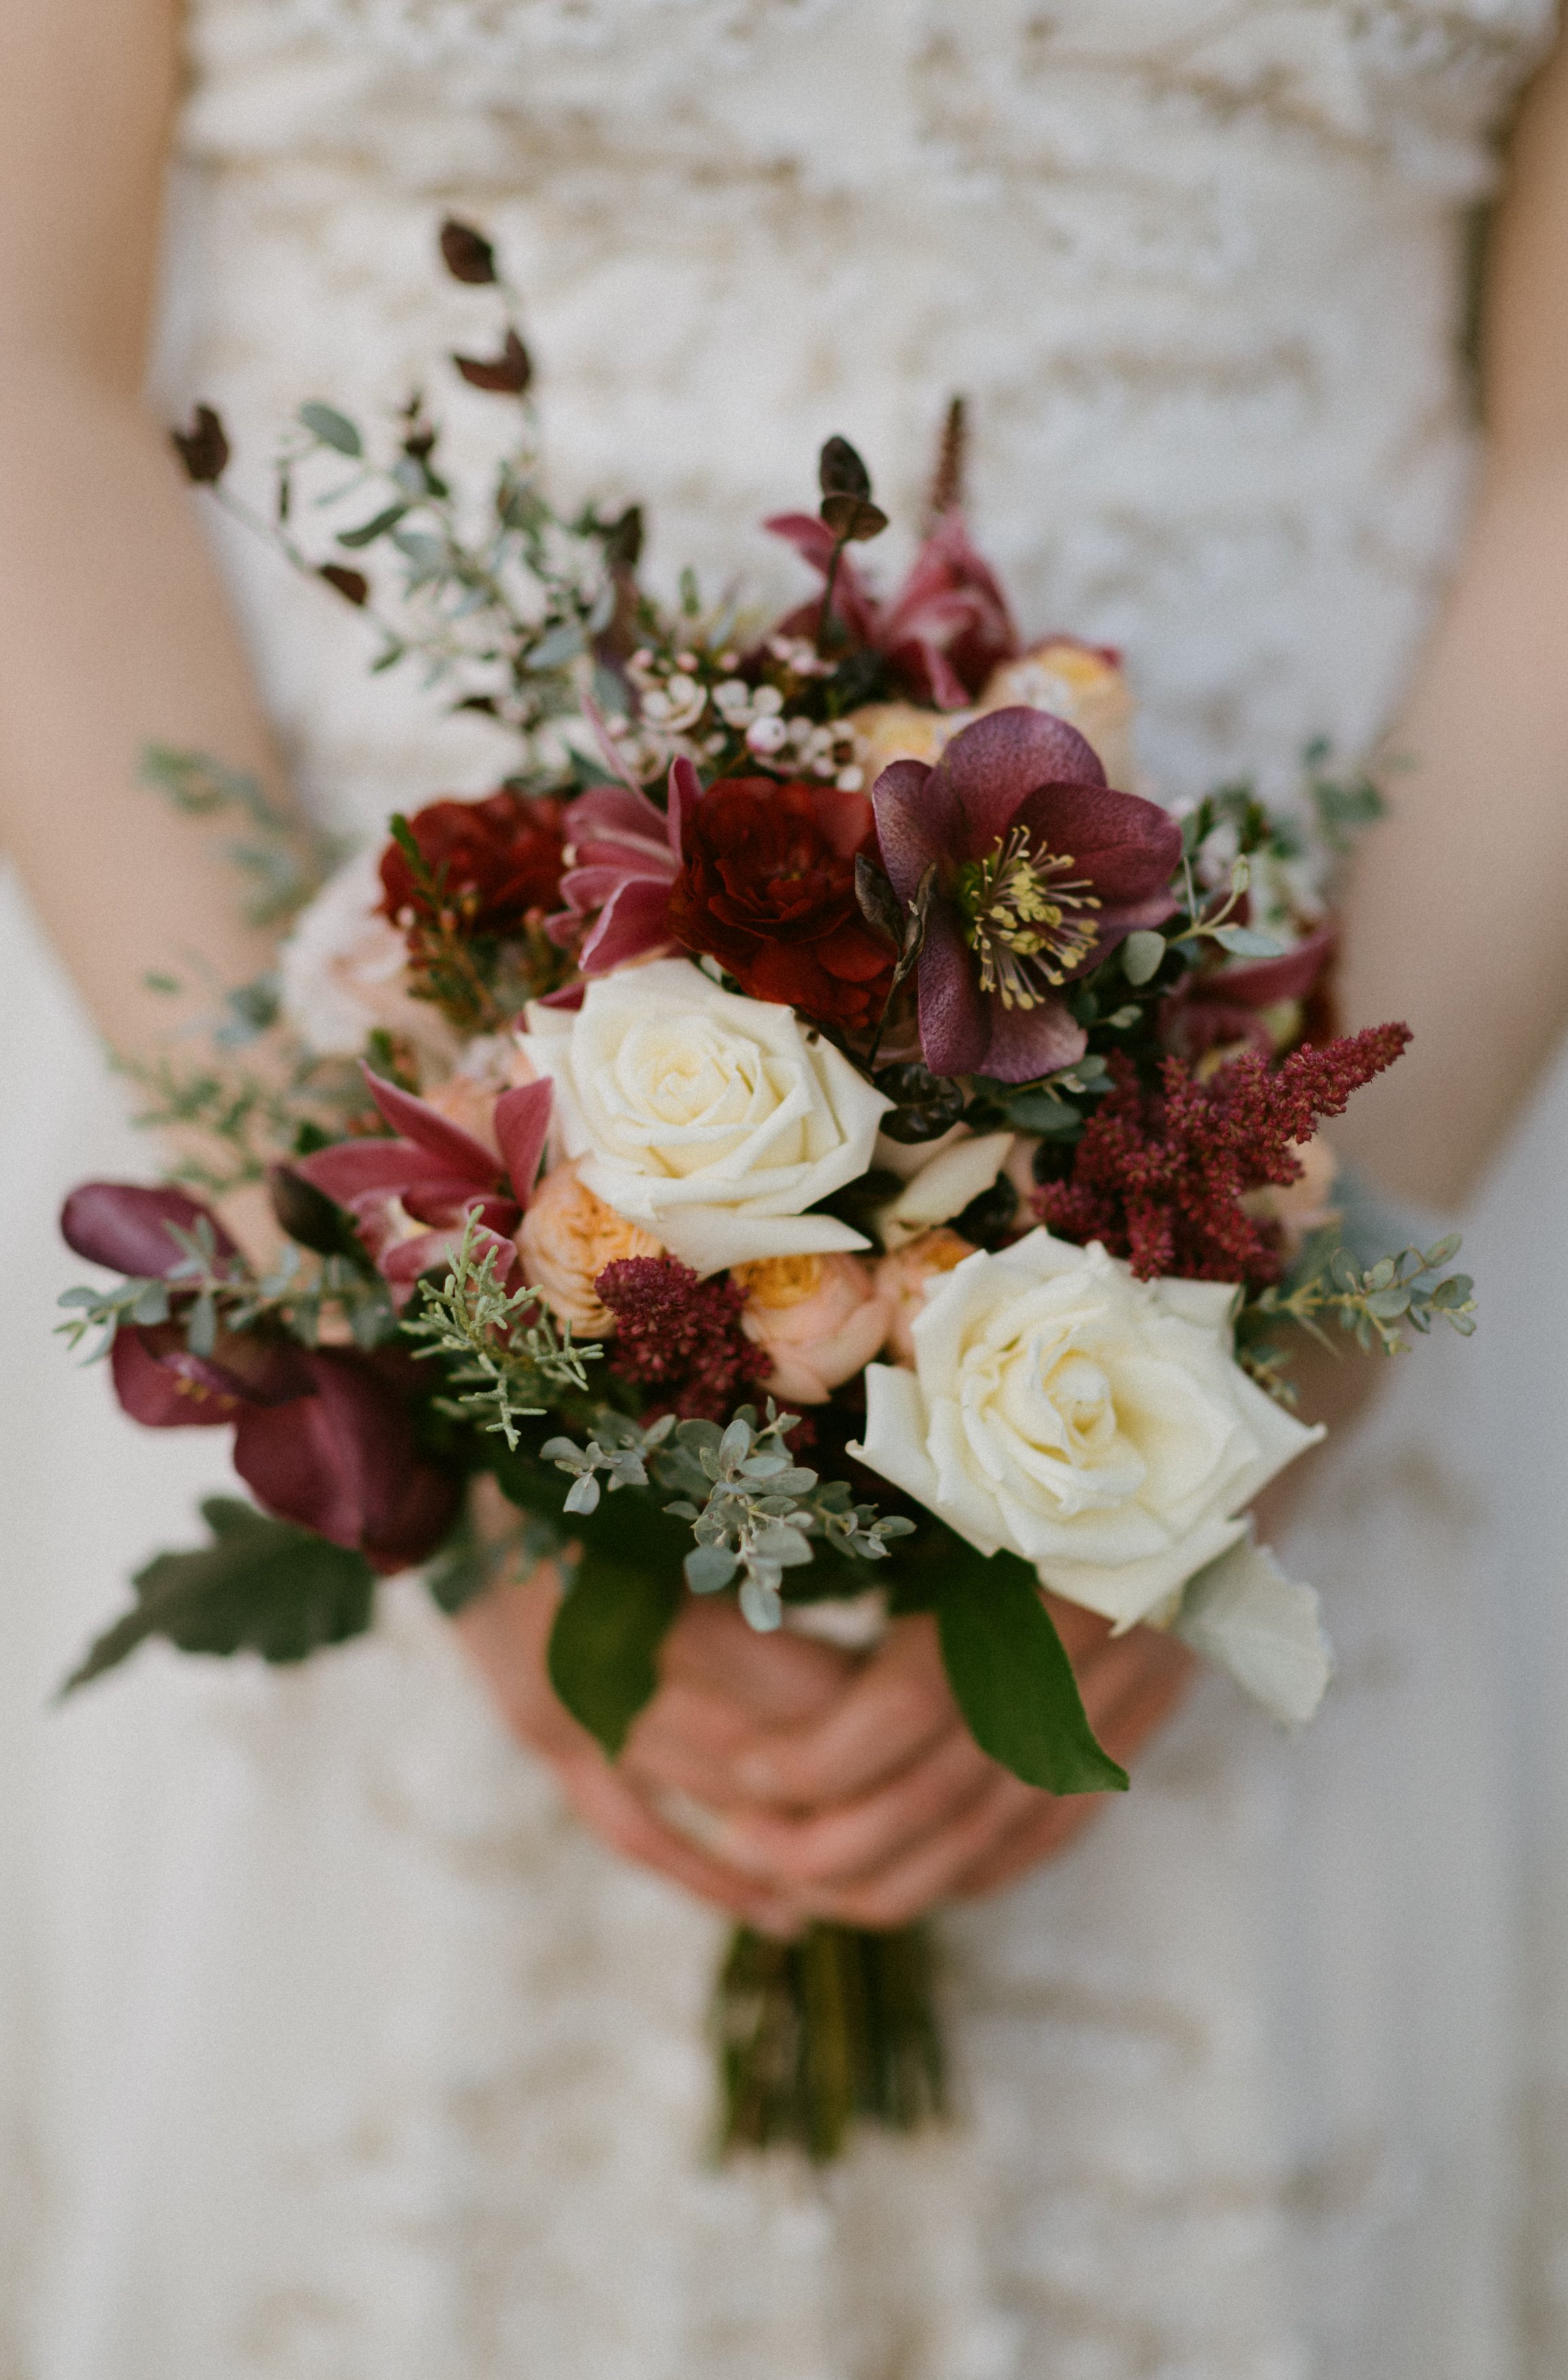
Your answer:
[852,1228,1320,1629]
[518,959,890,1273]
[875,1131,1015,1252]
[278,849,459,1066]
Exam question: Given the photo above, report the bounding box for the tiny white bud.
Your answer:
[746,715,789,755]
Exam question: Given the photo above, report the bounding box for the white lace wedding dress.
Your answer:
[1,3,1561,2374]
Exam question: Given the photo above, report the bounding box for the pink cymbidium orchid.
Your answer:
[872,707,1184,1084]
[295,1064,553,1299]
[59,1181,459,1569]
[545,758,698,975]
[766,510,1019,709]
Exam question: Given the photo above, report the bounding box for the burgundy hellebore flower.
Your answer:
[766,510,1019,709]
[59,1182,458,1569]
[1160,925,1337,1064]
[872,707,1183,1083]
[294,1066,553,1302]
[545,760,698,974]
[378,789,567,937]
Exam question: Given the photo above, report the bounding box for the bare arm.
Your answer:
[0,0,292,1059]
[1336,33,1568,1208]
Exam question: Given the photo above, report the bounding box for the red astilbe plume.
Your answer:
[594,1256,772,1423]
[1038,1023,1411,1289]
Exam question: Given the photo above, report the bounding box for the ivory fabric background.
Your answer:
[2,3,1563,2371]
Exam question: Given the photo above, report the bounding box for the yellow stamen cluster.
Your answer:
[957,827,1100,1010]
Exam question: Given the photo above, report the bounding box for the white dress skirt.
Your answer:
[1,3,1561,2372]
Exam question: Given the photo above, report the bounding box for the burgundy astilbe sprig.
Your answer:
[1038,1023,1411,1289]
[594,1257,772,1423]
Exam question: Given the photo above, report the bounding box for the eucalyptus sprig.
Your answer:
[56,1215,395,1363]
[1238,1228,1477,1401]
[403,1210,600,1447]
[658,1406,915,1632]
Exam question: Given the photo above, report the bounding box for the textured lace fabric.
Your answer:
[4,2,1553,2375]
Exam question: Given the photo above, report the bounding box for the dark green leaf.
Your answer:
[299,401,363,456]
[62,1499,375,1693]
[935,1549,1127,1795]
[817,435,872,500]
[338,503,408,549]
[547,1546,680,1756]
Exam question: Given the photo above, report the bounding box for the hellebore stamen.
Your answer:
[956,826,1101,1009]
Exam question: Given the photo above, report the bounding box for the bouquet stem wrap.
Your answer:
[713,1918,947,2162]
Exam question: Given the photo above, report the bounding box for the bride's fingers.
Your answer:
[553,1751,803,1933]
[718,1617,955,1810]
[947,1795,1100,1899]
[797,1771,1041,1929]
[713,1723,995,1890]
[659,1595,857,1720]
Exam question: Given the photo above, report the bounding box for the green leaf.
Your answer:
[338,503,408,549]
[1121,929,1165,986]
[62,1499,375,1693]
[934,1549,1128,1795]
[299,401,363,456]
[1211,924,1286,959]
[1006,1090,1080,1136]
[547,1546,681,1756]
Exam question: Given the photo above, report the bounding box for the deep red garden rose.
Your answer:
[666,775,894,1032]
[378,789,567,936]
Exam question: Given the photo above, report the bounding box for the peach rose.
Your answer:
[874,1228,976,1365]
[516,1159,664,1338]
[733,1253,891,1404]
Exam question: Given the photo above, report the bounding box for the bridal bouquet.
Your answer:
[57,221,1475,2160]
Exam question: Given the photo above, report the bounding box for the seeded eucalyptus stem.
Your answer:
[713,1918,948,2162]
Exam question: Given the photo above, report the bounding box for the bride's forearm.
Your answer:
[0,358,296,1061]
[1335,31,1568,1209]
[0,0,296,1073]
[1333,443,1568,1207]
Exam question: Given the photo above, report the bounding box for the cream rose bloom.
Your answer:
[853,1228,1320,1629]
[516,1159,664,1337]
[518,960,890,1274]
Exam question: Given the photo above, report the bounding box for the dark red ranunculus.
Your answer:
[666,776,894,1033]
[378,789,567,936]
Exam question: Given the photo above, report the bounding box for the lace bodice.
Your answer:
[163,0,1554,837]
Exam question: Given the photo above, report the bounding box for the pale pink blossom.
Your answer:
[874,1229,976,1366]
[732,1252,891,1404]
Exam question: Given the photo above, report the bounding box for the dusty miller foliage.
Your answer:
[1237,1229,1476,1403]
[403,1210,600,1447]
[544,1402,916,1632]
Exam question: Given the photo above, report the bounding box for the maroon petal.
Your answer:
[362,1067,500,1186]
[295,1141,477,1206]
[396,1189,519,1233]
[937,709,1106,857]
[579,874,682,972]
[762,514,883,644]
[667,755,701,861]
[1013,782,1182,906]
[1194,923,1337,1010]
[884,635,972,712]
[872,760,947,903]
[62,1183,238,1279]
[915,909,991,1076]
[978,995,1088,1085]
[562,780,672,855]
[111,1327,244,1427]
[233,1349,455,1567]
[495,1078,552,1202]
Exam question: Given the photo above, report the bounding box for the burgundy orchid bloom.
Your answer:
[294,1066,553,1301]
[1161,925,1337,1063]
[61,1180,240,1279]
[544,759,699,974]
[61,1180,458,1570]
[766,511,1019,709]
[873,707,1184,1084]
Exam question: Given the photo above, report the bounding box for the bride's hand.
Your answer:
[622,1600,1193,1928]
[452,1558,854,1933]
[633,1602,1193,1928]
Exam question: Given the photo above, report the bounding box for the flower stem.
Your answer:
[711,1918,947,2162]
